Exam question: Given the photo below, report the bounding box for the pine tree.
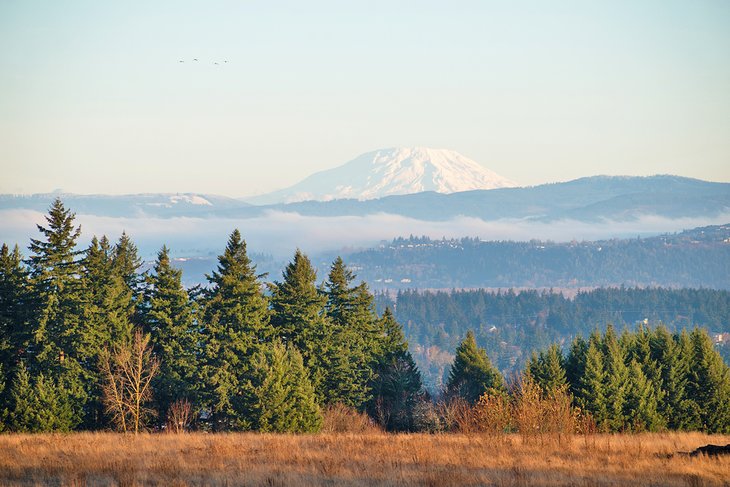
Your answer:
[650,326,691,430]
[624,358,663,431]
[565,335,588,398]
[685,328,730,433]
[5,361,75,432]
[25,198,87,429]
[200,230,271,430]
[526,343,567,396]
[142,246,199,425]
[602,326,629,431]
[269,250,330,396]
[321,257,380,408]
[77,235,135,428]
[577,337,607,429]
[250,341,322,433]
[367,307,425,431]
[446,330,503,404]
[113,231,143,295]
[0,244,31,379]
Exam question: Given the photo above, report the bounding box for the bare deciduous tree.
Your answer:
[100,330,159,434]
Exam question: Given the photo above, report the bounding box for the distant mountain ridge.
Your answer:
[1,175,728,222]
[246,147,517,204]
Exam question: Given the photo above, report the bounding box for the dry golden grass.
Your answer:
[0,431,728,486]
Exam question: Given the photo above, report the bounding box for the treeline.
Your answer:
[0,199,424,433]
[434,326,730,433]
[377,287,730,386]
[351,231,730,289]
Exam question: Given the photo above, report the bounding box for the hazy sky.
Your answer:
[1,0,729,197]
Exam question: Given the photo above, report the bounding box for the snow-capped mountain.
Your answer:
[247,147,518,204]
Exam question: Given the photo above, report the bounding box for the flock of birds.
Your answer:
[178,58,229,65]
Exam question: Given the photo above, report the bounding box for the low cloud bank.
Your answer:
[2,209,729,260]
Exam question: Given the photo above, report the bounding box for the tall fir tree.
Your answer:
[577,335,608,429]
[0,244,31,387]
[269,250,330,396]
[77,235,135,428]
[25,198,86,429]
[624,359,663,431]
[200,230,271,430]
[321,257,380,408]
[526,343,567,396]
[602,325,629,431]
[367,307,425,431]
[249,341,322,433]
[650,327,692,429]
[685,328,730,433]
[142,246,199,425]
[446,330,503,404]
[565,335,588,398]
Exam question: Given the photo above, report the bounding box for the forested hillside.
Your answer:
[351,226,730,289]
[376,287,730,390]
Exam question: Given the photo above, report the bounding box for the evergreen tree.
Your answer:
[25,198,86,428]
[200,230,271,430]
[250,341,322,433]
[624,359,663,431]
[367,307,425,431]
[650,326,691,429]
[685,328,730,433]
[142,246,199,426]
[602,326,629,431]
[526,343,567,396]
[5,361,74,432]
[113,231,143,295]
[78,235,135,428]
[446,330,503,404]
[0,244,31,380]
[565,335,588,398]
[577,336,608,429]
[269,250,330,395]
[321,257,379,408]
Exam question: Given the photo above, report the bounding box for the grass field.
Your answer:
[0,431,728,486]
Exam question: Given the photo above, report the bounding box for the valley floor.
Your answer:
[0,431,728,486]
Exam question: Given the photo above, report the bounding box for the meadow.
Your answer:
[0,431,728,486]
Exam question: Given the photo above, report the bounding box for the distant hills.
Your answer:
[346,224,730,290]
[2,175,728,223]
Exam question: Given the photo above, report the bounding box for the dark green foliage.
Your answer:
[321,257,379,409]
[5,362,75,432]
[526,343,567,396]
[576,336,607,428]
[269,250,330,395]
[142,246,199,425]
[0,244,31,384]
[250,341,322,433]
[200,230,271,430]
[446,331,503,404]
[77,235,135,428]
[368,308,425,431]
[624,359,663,431]
[602,326,629,431]
[685,329,730,433]
[25,198,87,428]
[381,286,730,389]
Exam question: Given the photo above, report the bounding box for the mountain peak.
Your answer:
[248,147,518,204]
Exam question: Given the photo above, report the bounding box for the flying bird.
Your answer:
[193,58,198,62]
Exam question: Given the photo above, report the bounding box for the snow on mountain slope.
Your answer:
[247,148,518,204]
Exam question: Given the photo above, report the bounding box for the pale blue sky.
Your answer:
[1,0,729,197]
